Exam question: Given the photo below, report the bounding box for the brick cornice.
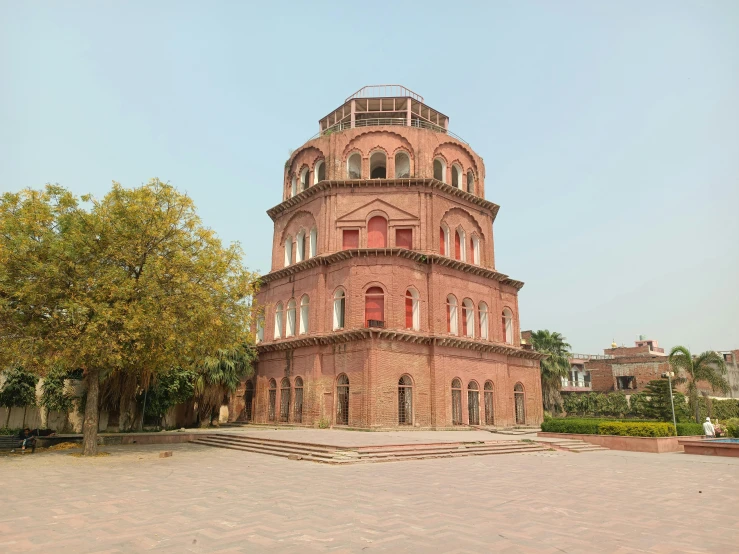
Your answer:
[257,328,546,361]
[259,248,525,290]
[267,179,500,222]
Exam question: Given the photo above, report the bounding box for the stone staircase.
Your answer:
[191,434,549,464]
[544,438,608,453]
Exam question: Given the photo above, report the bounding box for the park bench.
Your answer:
[0,435,36,454]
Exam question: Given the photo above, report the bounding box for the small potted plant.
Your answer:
[714,422,724,438]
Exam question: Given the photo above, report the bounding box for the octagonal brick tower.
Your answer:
[238,85,544,429]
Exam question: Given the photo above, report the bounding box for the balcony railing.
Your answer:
[367,319,386,329]
[561,380,592,390]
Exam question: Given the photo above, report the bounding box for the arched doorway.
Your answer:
[244,381,254,422]
[451,378,462,425]
[268,379,277,422]
[336,374,349,425]
[514,383,526,424]
[467,381,480,425]
[484,381,494,425]
[398,375,413,425]
[280,378,291,422]
[294,377,304,423]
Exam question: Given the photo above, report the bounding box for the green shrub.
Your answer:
[713,400,739,421]
[0,427,20,435]
[725,418,739,438]
[540,418,601,434]
[676,422,703,436]
[597,421,674,437]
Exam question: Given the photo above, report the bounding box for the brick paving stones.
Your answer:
[1,441,737,553]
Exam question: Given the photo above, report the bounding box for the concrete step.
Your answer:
[192,435,550,464]
[543,439,608,453]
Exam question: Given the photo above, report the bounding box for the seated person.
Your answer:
[18,428,36,452]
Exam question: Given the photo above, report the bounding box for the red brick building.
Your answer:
[234,86,544,429]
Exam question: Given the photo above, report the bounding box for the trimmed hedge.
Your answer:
[676,423,703,436]
[542,418,681,437]
[598,421,673,437]
[540,418,601,434]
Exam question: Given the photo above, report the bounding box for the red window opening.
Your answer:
[440,228,446,255]
[462,305,468,336]
[405,294,413,329]
[454,231,461,260]
[367,216,387,248]
[396,229,412,249]
[365,287,384,326]
[342,229,359,249]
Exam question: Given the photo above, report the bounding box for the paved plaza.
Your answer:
[2,432,738,553]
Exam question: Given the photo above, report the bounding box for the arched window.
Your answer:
[294,377,303,423]
[502,308,513,344]
[244,381,254,421]
[274,302,283,339]
[470,235,480,265]
[451,378,462,425]
[296,230,306,263]
[299,295,309,335]
[479,302,489,340]
[452,164,463,188]
[446,295,458,335]
[466,171,474,194]
[314,160,325,184]
[268,378,277,422]
[336,374,349,425]
[347,153,361,179]
[333,289,345,330]
[286,299,296,337]
[468,381,480,425]
[291,176,297,197]
[440,223,450,256]
[300,167,309,191]
[367,216,387,248]
[433,158,446,183]
[484,381,494,425]
[284,237,293,267]
[405,288,420,331]
[365,286,384,327]
[309,227,317,258]
[455,228,466,261]
[280,377,291,422]
[514,383,526,424]
[398,375,413,425]
[256,316,264,343]
[462,298,474,338]
[394,151,410,178]
[370,151,387,179]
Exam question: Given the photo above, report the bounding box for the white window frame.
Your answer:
[299,295,309,335]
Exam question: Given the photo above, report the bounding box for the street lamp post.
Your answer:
[662,372,677,433]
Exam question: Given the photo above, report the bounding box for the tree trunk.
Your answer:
[5,406,11,429]
[82,368,100,456]
[22,405,28,428]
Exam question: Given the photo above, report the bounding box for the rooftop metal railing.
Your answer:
[307,117,468,144]
[569,353,616,361]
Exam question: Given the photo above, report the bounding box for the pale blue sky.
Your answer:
[1,1,737,354]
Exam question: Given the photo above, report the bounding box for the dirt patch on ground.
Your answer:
[47,442,80,451]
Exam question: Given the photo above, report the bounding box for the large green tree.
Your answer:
[529,330,571,414]
[669,346,729,423]
[0,366,39,428]
[0,180,258,454]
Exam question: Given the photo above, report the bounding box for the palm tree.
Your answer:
[530,330,571,414]
[668,346,729,423]
[194,346,256,426]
